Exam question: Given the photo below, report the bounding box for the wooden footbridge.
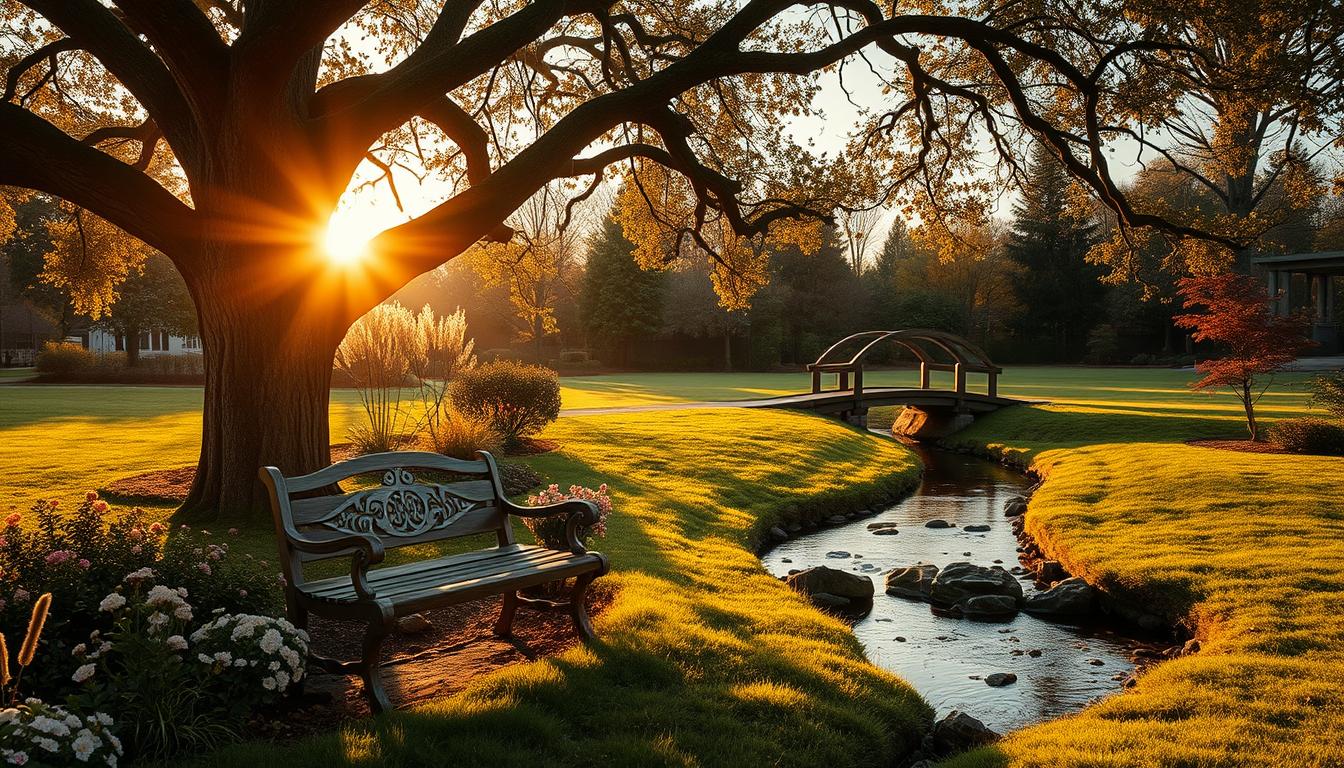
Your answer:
[559,329,1028,438]
[761,329,1028,436]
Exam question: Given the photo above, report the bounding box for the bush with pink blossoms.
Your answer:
[0,494,281,703]
[523,483,612,550]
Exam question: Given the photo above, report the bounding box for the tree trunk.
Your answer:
[1242,381,1258,441]
[125,324,141,367]
[178,271,345,520]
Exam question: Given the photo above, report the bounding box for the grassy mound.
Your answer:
[192,408,929,767]
[941,405,1344,768]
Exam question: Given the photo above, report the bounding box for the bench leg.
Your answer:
[495,590,518,637]
[570,573,597,642]
[360,614,394,713]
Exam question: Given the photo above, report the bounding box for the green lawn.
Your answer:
[191,409,927,767]
[936,402,1344,767]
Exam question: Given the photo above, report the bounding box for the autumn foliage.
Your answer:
[1174,273,1314,439]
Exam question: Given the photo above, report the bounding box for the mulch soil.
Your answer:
[1185,438,1290,454]
[250,587,612,741]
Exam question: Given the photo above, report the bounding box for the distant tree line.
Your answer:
[401,147,1344,371]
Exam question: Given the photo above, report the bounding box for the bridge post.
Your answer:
[919,361,930,389]
[987,371,998,398]
[954,362,966,395]
[811,369,822,394]
[852,366,863,416]
[839,370,850,391]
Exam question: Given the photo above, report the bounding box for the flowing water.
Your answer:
[761,444,1139,733]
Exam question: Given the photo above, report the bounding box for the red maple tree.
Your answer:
[1175,273,1315,440]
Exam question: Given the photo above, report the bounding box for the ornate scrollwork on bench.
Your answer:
[313,468,488,538]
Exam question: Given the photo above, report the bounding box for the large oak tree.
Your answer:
[1,0,1239,518]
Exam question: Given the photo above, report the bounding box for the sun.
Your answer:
[321,212,374,266]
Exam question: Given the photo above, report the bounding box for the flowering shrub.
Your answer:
[0,699,121,767]
[0,494,281,699]
[191,614,308,709]
[523,484,611,550]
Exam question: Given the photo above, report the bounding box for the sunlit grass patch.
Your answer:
[188,409,929,766]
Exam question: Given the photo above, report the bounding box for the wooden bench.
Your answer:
[260,450,609,712]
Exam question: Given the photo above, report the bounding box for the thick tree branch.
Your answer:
[110,0,229,126]
[0,103,196,256]
[417,97,492,185]
[17,0,203,172]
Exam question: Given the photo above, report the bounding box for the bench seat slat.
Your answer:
[301,544,599,606]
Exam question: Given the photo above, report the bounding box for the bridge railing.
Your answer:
[805,329,1003,414]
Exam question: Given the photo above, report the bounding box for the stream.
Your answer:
[761,443,1140,734]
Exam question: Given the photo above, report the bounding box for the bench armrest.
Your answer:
[504,498,600,554]
[284,530,386,600]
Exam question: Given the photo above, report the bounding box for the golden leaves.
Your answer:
[39,206,152,319]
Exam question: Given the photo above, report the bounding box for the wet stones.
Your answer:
[929,710,999,754]
[984,672,1017,687]
[953,594,1019,621]
[929,562,1024,607]
[871,527,900,536]
[786,566,874,603]
[867,521,900,530]
[768,526,789,542]
[964,524,992,533]
[1023,577,1095,618]
[1036,560,1069,584]
[884,564,939,600]
[925,519,956,529]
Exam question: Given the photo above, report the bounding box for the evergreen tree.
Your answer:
[1006,143,1105,360]
[580,215,664,366]
[865,218,915,328]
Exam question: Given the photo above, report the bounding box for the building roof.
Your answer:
[1251,251,1344,273]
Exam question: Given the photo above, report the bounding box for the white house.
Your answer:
[85,328,202,356]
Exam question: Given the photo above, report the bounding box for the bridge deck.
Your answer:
[558,387,1031,418]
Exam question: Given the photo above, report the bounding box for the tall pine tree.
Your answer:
[580,214,664,366]
[1006,143,1105,361]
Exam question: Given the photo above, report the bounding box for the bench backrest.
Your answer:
[262,451,514,589]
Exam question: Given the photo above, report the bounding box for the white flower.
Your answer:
[165,636,187,651]
[72,664,96,684]
[212,651,232,665]
[198,654,213,664]
[233,659,247,667]
[0,709,18,724]
[72,731,99,762]
[7,750,29,765]
[36,739,57,753]
[63,715,81,729]
[269,660,281,671]
[71,643,87,657]
[173,605,193,622]
[261,676,276,690]
[259,629,282,654]
[95,713,113,727]
[97,594,125,613]
[147,612,168,627]
[274,671,289,690]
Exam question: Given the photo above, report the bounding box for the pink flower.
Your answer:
[228,528,239,536]
[148,522,167,535]
[131,544,142,554]
[127,527,144,542]
[86,491,99,502]
[4,513,19,528]
[44,549,76,566]
[196,562,212,575]
[14,588,29,602]
[48,500,59,509]
[91,500,110,514]
[77,559,91,570]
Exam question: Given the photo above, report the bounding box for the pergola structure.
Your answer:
[1253,252,1344,353]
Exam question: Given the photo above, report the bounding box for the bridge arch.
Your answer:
[806,329,1003,421]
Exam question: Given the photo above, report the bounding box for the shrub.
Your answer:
[1309,371,1344,419]
[426,407,502,460]
[34,342,92,377]
[0,494,282,701]
[523,484,611,550]
[189,614,308,709]
[1084,324,1119,364]
[0,698,122,766]
[558,349,589,364]
[450,360,561,447]
[1268,417,1344,456]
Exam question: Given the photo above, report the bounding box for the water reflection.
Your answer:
[761,444,1137,733]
